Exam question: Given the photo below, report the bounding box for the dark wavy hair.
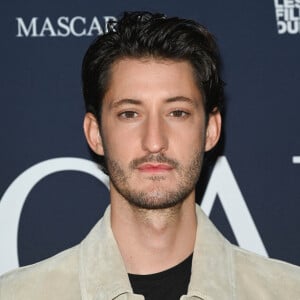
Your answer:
[82,11,224,173]
[82,11,224,123]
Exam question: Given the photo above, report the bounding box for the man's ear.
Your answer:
[83,113,104,156]
[205,110,222,152]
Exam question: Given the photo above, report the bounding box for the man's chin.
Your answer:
[125,191,186,210]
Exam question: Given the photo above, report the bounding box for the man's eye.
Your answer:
[170,110,189,117]
[119,111,138,119]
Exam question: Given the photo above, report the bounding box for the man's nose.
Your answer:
[141,115,168,154]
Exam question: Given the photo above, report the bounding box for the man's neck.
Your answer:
[110,193,197,275]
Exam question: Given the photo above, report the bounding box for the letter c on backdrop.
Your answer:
[0,157,109,275]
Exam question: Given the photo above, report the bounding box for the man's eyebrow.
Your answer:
[110,96,198,109]
[166,96,198,106]
[110,98,142,109]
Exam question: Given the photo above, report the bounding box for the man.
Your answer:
[1,11,300,300]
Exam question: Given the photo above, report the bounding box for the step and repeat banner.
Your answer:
[1,0,300,275]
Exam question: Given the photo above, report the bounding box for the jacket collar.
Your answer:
[187,206,234,299]
[79,205,234,300]
[79,207,141,300]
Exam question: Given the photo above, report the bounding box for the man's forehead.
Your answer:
[103,57,204,106]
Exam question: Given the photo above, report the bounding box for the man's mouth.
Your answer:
[137,163,173,173]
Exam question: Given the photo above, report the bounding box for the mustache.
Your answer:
[130,154,179,169]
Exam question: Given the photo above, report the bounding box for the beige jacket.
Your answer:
[1,205,300,299]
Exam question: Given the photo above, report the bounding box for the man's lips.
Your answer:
[137,163,174,172]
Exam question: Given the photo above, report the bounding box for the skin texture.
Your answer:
[84,58,221,274]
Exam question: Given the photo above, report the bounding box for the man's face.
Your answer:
[84,58,220,210]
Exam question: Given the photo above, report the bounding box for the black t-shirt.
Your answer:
[128,253,193,300]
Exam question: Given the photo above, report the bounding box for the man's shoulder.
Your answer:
[194,205,300,297]
[232,244,300,296]
[0,245,81,300]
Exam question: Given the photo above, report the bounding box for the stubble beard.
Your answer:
[105,151,203,210]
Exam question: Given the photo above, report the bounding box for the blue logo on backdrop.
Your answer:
[293,156,300,163]
[0,158,109,275]
[16,16,117,37]
[274,0,300,34]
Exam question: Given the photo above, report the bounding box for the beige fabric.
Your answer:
[1,205,300,299]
